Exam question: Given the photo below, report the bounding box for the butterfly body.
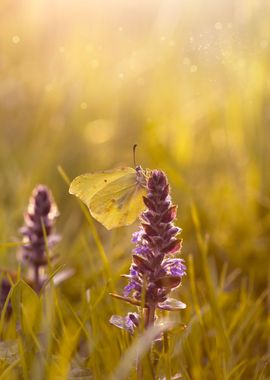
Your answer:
[69,166,149,230]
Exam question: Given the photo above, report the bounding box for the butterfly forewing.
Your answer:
[89,174,147,229]
[69,167,136,208]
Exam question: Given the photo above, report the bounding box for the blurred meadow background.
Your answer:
[0,0,270,379]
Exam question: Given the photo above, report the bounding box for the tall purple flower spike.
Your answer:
[124,170,186,307]
[110,170,186,334]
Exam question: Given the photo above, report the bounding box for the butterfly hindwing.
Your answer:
[89,174,147,230]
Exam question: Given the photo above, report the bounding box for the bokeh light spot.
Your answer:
[190,65,198,73]
[84,119,114,144]
[183,57,191,65]
[12,35,20,44]
[214,22,223,30]
[80,102,88,110]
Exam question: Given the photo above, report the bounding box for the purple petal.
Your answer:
[131,229,144,243]
[162,258,186,277]
[158,298,187,311]
[133,245,150,256]
[123,283,135,297]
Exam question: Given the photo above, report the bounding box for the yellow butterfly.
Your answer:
[69,166,149,230]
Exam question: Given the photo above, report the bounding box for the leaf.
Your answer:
[157,298,186,311]
[0,340,19,365]
[68,352,92,380]
[68,367,92,379]
[10,280,41,333]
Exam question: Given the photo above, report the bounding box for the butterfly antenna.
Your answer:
[133,144,138,167]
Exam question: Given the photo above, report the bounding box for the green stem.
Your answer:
[136,305,157,380]
[34,264,40,293]
[145,305,156,328]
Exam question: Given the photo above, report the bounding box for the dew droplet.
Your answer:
[80,102,88,110]
[12,35,20,44]
[183,57,190,65]
[214,22,223,30]
[190,65,198,73]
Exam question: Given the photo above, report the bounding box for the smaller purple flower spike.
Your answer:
[19,185,60,291]
[123,170,186,310]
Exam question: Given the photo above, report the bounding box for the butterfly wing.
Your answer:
[69,167,136,208]
[89,173,147,229]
